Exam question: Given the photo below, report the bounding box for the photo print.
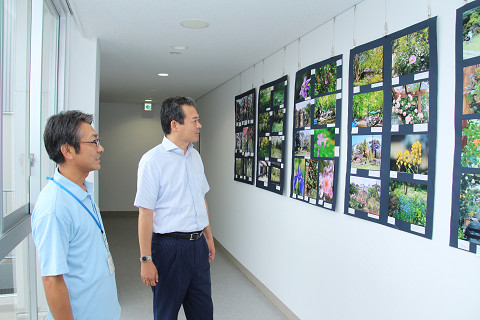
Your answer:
[392,81,429,125]
[392,27,430,78]
[294,130,313,157]
[295,100,312,128]
[235,158,243,176]
[353,46,383,87]
[314,94,336,125]
[270,162,282,185]
[244,158,253,179]
[315,61,337,95]
[463,64,480,114]
[270,136,283,159]
[349,176,381,216]
[389,180,428,227]
[351,135,382,171]
[235,98,243,123]
[305,159,319,199]
[257,160,269,183]
[352,90,384,127]
[461,119,480,168]
[271,109,284,133]
[258,137,269,158]
[235,132,242,151]
[313,128,335,158]
[390,134,429,175]
[459,173,480,244]
[272,81,286,107]
[259,86,273,112]
[319,160,334,203]
[296,69,312,100]
[234,89,256,185]
[259,112,271,134]
[293,158,306,197]
[463,5,480,60]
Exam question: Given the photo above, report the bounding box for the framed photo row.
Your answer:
[235,89,256,184]
[290,55,343,211]
[345,18,438,239]
[256,76,288,194]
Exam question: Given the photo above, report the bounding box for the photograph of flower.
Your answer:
[259,86,272,112]
[296,70,312,100]
[351,135,382,171]
[242,126,254,153]
[352,91,383,127]
[271,136,282,159]
[245,93,254,121]
[295,100,312,128]
[463,64,480,114]
[392,81,429,125]
[235,158,243,176]
[271,162,281,185]
[293,158,306,197]
[389,180,427,227]
[257,160,269,182]
[258,137,269,158]
[392,27,430,77]
[353,46,383,87]
[294,130,312,157]
[259,112,271,134]
[313,128,335,158]
[315,62,337,95]
[235,98,243,122]
[235,132,242,151]
[463,6,480,60]
[349,176,381,215]
[272,110,284,133]
[390,134,429,175]
[459,173,480,242]
[305,159,318,199]
[319,160,334,203]
[244,158,253,179]
[314,94,336,125]
[461,119,480,168]
[272,81,286,107]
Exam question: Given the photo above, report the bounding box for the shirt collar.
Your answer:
[53,168,93,200]
[162,136,193,156]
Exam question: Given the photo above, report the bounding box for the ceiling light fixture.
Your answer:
[180,19,209,29]
[169,51,181,55]
[171,45,188,50]
[157,73,169,77]
[145,99,152,102]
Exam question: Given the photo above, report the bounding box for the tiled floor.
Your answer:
[103,212,287,320]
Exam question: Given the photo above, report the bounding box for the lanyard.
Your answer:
[46,177,104,234]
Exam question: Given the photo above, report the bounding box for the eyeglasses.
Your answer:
[79,139,101,147]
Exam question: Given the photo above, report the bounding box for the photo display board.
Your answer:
[451,1,480,252]
[235,89,256,184]
[256,76,288,194]
[290,55,343,211]
[345,18,437,238]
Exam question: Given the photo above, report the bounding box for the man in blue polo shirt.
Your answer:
[135,96,214,320]
[32,111,121,320]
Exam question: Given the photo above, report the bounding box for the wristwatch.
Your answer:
[140,255,152,262]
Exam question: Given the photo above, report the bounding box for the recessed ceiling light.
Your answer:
[169,51,181,55]
[157,73,169,77]
[171,45,188,50]
[145,99,152,102]
[180,19,209,29]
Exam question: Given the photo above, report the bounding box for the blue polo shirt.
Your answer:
[32,170,121,320]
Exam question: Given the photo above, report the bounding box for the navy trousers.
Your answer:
[151,233,213,320]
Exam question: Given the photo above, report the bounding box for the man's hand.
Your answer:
[140,260,158,286]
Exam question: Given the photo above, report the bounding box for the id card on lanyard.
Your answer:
[47,177,115,275]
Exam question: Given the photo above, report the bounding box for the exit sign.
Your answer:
[144,103,152,111]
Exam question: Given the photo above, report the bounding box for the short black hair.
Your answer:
[160,96,196,135]
[43,110,93,164]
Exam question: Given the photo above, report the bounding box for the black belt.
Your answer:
[155,231,204,240]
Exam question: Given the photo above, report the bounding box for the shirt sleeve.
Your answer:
[32,213,70,277]
[134,156,160,209]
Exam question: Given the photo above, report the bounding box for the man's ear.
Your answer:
[60,144,75,161]
[170,120,178,133]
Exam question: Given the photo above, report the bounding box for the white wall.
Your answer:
[196,0,480,319]
[99,103,163,211]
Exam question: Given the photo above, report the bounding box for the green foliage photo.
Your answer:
[273,82,285,107]
[272,110,284,132]
[259,87,272,112]
[392,28,429,77]
[259,112,270,134]
[313,128,335,158]
[462,119,480,168]
[258,137,269,158]
[315,62,336,95]
[352,91,383,127]
[388,180,427,227]
[353,46,383,87]
[459,173,480,239]
[463,6,480,59]
[314,94,336,125]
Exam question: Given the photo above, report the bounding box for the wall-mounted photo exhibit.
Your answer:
[290,55,343,211]
[234,89,256,185]
[345,18,437,238]
[256,76,288,194]
[451,1,480,252]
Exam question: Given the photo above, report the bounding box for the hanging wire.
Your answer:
[239,72,242,94]
[252,64,255,89]
[331,17,336,57]
[384,0,388,36]
[353,5,357,48]
[427,0,431,18]
[282,47,286,76]
[262,59,265,84]
[297,38,301,70]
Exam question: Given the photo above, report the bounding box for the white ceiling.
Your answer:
[69,0,361,104]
